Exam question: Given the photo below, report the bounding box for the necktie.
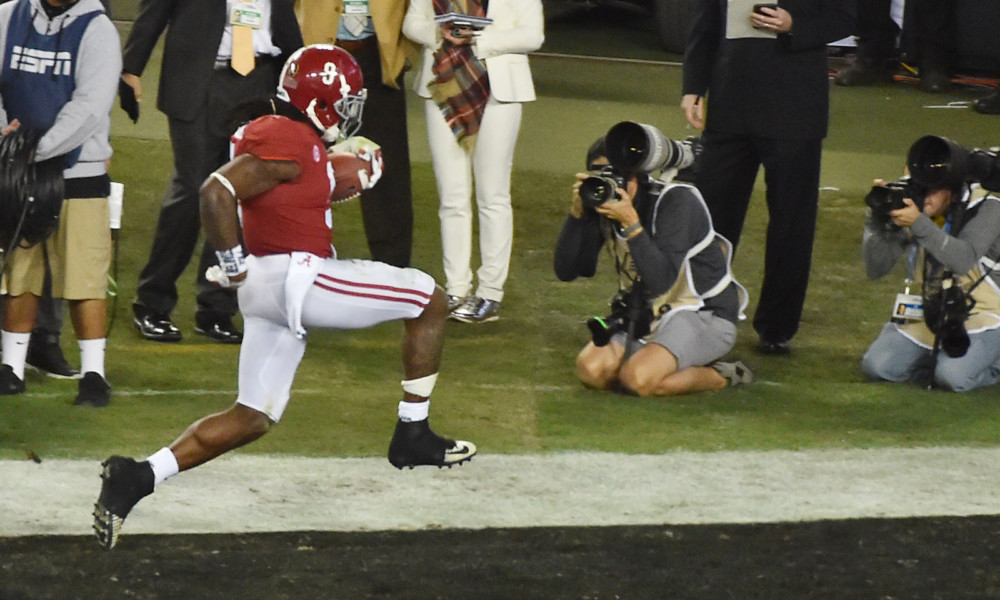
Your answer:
[343,15,368,37]
[231,23,255,76]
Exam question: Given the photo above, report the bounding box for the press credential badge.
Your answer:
[344,0,370,16]
[231,0,263,29]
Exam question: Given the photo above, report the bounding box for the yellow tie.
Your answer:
[231,24,255,76]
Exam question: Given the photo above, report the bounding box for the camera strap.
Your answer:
[905,243,919,282]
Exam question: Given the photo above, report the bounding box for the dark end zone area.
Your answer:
[3,515,1000,600]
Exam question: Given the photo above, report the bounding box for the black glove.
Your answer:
[118,79,139,123]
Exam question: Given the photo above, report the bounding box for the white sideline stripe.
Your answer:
[21,382,580,399]
[2,447,1000,537]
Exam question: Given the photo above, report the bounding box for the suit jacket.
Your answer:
[402,0,544,103]
[294,0,418,88]
[123,0,303,122]
[683,0,853,140]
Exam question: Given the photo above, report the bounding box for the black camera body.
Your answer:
[864,178,926,228]
[586,285,651,347]
[923,275,975,358]
[578,121,701,212]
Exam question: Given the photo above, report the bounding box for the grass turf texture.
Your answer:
[2,24,999,463]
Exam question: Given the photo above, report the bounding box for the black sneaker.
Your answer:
[974,90,1000,115]
[387,419,477,469]
[74,372,111,407]
[26,341,80,379]
[0,364,25,395]
[93,456,154,550]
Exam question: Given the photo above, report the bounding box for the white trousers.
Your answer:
[424,96,523,302]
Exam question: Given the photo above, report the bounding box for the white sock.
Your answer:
[398,400,429,422]
[147,447,179,486]
[1,330,30,379]
[78,338,106,377]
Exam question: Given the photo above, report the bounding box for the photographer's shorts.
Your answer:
[3,196,111,300]
[624,309,737,371]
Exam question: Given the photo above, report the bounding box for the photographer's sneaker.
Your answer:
[74,372,111,407]
[387,419,477,469]
[93,456,154,549]
[712,360,754,387]
[446,294,465,311]
[26,341,80,379]
[0,365,25,395]
[450,296,500,323]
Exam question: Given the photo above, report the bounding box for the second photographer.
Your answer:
[554,124,750,397]
[861,164,1000,392]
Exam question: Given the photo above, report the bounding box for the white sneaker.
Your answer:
[711,360,753,386]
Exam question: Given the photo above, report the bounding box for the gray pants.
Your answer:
[861,322,1000,392]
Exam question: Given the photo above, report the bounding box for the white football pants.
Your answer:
[424,96,523,302]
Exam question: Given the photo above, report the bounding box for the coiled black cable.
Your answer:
[0,128,65,262]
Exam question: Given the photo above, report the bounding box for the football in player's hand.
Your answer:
[328,152,372,204]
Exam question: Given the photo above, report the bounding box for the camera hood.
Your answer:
[604,121,698,176]
[907,135,1000,192]
[907,135,966,189]
[605,121,667,173]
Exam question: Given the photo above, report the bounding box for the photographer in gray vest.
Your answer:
[861,136,1000,391]
[554,122,752,397]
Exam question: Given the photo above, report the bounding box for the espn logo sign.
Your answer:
[9,46,73,76]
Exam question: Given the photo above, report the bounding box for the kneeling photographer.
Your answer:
[554,122,750,397]
[861,136,1000,392]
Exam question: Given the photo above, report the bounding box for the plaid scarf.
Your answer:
[428,0,490,150]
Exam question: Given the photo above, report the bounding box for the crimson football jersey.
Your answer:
[234,115,335,258]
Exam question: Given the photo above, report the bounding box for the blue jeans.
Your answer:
[861,322,1000,392]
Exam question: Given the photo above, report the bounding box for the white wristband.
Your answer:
[215,245,247,278]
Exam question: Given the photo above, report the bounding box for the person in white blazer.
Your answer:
[403,0,544,323]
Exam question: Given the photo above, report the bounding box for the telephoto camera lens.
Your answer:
[907,135,1000,192]
[578,166,626,210]
[604,121,696,174]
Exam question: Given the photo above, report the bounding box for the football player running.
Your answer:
[93,45,476,550]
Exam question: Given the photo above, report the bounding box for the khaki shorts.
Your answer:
[3,196,110,300]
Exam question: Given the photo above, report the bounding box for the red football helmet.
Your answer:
[276,44,367,143]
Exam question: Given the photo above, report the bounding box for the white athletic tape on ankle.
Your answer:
[397,400,430,422]
[401,373,438,398]
[147,447,179,486]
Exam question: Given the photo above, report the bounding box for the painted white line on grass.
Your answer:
[2,447,999,537]
[21,381,581,400]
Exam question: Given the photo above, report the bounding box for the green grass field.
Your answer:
[2,26,999,463]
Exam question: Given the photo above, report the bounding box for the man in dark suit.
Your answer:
[121,0,302,343]
[682,0,854,354]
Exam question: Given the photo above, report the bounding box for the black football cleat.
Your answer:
[93,456,154,549]
[387,419,476,470]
